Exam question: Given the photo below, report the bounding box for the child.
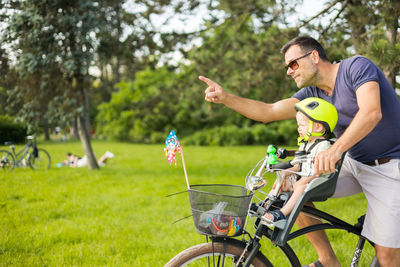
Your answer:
[61,151,114,167]
[263,97,338,224]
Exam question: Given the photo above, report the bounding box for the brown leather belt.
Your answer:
[363,157,391,166]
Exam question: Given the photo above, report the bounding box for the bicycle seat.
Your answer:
[4,141,14,145]
[270,152,347,246]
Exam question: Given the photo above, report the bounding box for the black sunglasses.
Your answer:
[286,52,312,70]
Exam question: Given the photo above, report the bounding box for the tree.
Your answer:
[0,47,10,115]
[95,0,302,143]
[297,0,400,90]
[174,0,300,130]
[2,0,398,148]
[1,0,105,168]
[96,66,179,143]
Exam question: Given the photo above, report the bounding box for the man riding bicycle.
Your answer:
[199,36,400,267]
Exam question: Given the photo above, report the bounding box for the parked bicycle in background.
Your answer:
[0,135,51,171]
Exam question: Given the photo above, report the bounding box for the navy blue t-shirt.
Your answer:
[293,56,400,162]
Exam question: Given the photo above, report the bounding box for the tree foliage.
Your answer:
[96,0,399,145]
[96,66,180,143]
[96,0,301,144]
[1,0,107,168]
[302,0,400,89]
[1,0,399,147]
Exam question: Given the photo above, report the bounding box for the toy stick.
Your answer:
[179,148,190,189]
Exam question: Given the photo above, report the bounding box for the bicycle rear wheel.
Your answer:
[29,148,51,170]
[166,239,271,267]
[0,150,15,171]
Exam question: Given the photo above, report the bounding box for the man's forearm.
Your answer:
[222,95,298,123]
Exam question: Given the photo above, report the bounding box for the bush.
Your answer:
[181,122,297,146]
[0,116,27,144]
[251,124,278,144]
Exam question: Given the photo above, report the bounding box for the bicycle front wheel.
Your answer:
[29,148,51,170]
[0,150,15,171]
[165,239,271,267]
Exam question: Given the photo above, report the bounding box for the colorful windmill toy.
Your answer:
[164,130,181,166]
[164,130,190,189]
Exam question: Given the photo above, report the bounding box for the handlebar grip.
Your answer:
[270,161,293,170]
[277,148,296,159]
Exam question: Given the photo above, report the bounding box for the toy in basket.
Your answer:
[198,202,242,236]
[164,132,253,237]
[189,184,253,237]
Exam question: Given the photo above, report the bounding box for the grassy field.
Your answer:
[0,140,375,266]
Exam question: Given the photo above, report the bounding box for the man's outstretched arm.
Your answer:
[199,76,298,123]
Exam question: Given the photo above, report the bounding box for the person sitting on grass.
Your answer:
[263,97,338,224]
[62,151,114,168]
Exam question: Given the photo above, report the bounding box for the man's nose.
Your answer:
[287,67,294,76]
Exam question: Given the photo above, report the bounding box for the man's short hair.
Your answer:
[281,36,329,62]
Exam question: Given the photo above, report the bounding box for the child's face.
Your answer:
[296,111,325,139]
[296,112,309,138]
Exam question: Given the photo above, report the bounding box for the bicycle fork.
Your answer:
[236,224,266,267]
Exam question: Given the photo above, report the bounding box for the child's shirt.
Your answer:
[298,139,333,178]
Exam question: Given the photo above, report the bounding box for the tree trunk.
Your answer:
[76,75,98,169]
[83,83,91,136]
[44,127,50,141]
[43,121,50,141]
[77,114,99,169]
[71,118,79,139]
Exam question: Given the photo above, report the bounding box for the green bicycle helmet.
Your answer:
[294,97,338,142]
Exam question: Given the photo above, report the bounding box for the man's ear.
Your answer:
[311,50,320,64]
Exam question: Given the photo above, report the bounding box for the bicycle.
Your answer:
[0,135,51,170]
[166,145,379,266]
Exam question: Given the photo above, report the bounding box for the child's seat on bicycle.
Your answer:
[270,152,346,246]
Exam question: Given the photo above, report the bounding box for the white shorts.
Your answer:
[76,156,88,167]
[332,155,400,248]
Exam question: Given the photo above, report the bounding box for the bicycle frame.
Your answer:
[288,206,372,267]
[7,136,35,166]
[215,203,372,267]
[12,142,31,159]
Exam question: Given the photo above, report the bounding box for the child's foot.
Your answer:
[262,209,286,225]
[105,151,114,158]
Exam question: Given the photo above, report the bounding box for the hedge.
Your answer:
[0,116,27,144]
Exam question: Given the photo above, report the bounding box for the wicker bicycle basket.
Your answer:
[189,184,253,237]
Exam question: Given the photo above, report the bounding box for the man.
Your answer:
[199,36,400,267]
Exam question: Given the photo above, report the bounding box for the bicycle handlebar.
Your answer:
[269,161,293,170]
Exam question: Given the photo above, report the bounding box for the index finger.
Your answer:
[198,76,215,86]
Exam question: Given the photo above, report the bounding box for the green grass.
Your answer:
[0,141,375,266]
